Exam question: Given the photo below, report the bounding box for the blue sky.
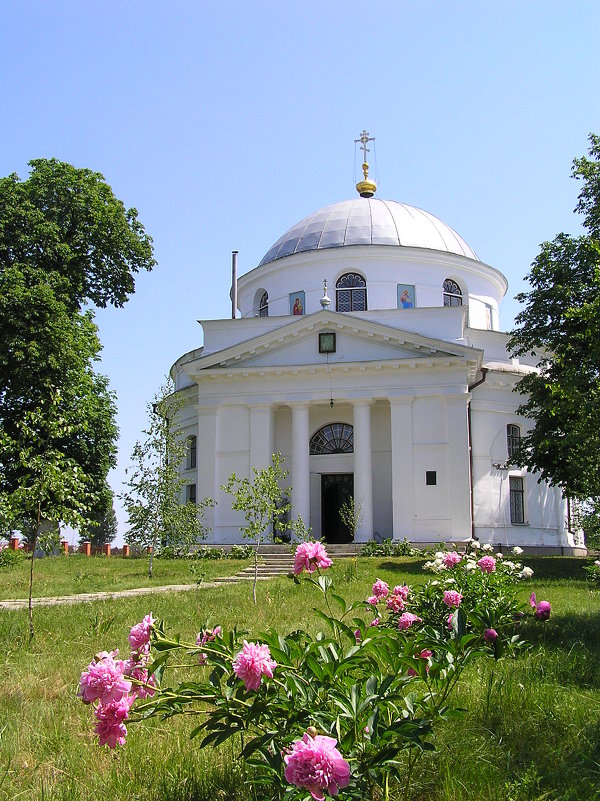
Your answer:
[2,1,599,544]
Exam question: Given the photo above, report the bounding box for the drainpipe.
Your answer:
[467,368,488,540]
[231,250,238,319]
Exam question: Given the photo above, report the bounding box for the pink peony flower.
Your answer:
[366,595,379,606]
[371,578,389,600]
[196,625,222,665]
[397,612,422,631]
[535,601,551,621]
[79,650,132,706]
[294,542,333,575]
[284,732,351,800]
[442,551,462,568]
[447,613,454,630]
[477,555,497,574]
[386,594,405,612]
[123,659,156,699]
[484,628,498,642]
[369,617,380,627]
[393,585,410,600]
[408,649,432,677]
[232,641,277,691]
[443,590,463,608]
[128,613,155,653]
[93,694,135,748]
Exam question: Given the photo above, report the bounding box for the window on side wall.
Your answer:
[506,424,521,461]
[186,484,197,505]
[509,476,525,524]
[187,435,197,470]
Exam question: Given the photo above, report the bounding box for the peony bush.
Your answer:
[79,538,551,801]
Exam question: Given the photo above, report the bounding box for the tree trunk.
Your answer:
[28,504,42,644]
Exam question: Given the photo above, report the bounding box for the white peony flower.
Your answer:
[503,561,516,571]
[464,561,477,571]
[520,566,534,579]
[512,546,524,556]
[482,543,493,552]
[444,577,456,584]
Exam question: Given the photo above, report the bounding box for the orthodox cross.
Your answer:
[354,130,375,163]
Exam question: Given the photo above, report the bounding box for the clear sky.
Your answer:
[2,1,599,545]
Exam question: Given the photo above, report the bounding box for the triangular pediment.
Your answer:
[184,311,483,381]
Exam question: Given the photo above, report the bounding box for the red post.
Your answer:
[9,536,19,550]
[103,543,111,557]
[123,544,130,558]
[82,541,91,557]
[60,540,69,555]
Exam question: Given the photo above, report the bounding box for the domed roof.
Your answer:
[258,198,479,267]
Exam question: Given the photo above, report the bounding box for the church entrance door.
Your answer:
[321,474,354,543]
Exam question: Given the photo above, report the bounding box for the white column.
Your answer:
[249,403,273,471]
[196,404,218,542]
[445,394,472,539]
[353,399,373,542]
[390,396,415,541]
[290,402,311,530]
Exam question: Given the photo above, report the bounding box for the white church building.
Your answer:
[171,139,581,553]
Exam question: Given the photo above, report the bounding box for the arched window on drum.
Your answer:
[443,278,462,306]
[336,273,367,312]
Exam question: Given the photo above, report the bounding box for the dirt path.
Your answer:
[0,581,226,610]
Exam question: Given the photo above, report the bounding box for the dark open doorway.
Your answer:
[321,474,354,543]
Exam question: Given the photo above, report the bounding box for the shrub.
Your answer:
[0,544,23,569]
[79,540,550,801]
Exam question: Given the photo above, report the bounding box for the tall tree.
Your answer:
[509,134,600,500]
[122,382,213,578]
[0,158,153,542]
[0,158,155,311]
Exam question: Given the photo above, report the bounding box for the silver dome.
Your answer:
[258,198,479,266]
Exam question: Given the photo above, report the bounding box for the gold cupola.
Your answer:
[354,129,377,198]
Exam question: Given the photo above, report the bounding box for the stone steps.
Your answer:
[213,542,359,582]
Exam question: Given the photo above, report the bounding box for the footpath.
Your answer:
[0,582,224,611]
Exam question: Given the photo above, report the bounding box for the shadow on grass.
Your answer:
[371,558,428,575]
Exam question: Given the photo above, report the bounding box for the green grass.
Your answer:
[1,556,599,801]
[0,553,248,599]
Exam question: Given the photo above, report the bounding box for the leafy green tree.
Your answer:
[509,134,600,501]
[0,158,155,311]
[122,382,213,578]
[339,496,362,542]
[0,391,93,641]
[79,484,118,548]
[0,269,118,533]
[221,453,290,604]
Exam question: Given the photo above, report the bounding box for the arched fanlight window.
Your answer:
[310,423,354,455]
[443,278,462,306]
[259,291,269,317]
[507,424,521,460]
[336,273,367,312]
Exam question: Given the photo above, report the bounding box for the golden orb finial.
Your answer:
[354,130,377,198]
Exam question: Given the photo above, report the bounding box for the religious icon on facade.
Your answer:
[290,290,305,315]
[397,284,416,309]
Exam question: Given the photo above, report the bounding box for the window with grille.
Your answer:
[259,291,269,317]
[509,476,525,524]
[309,423,354,455]
[336,273,367,312]
[506,425,521,461]
[443,278,462,306]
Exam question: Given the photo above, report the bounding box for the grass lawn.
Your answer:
[0,553,249,599]
[1,555,599,801]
